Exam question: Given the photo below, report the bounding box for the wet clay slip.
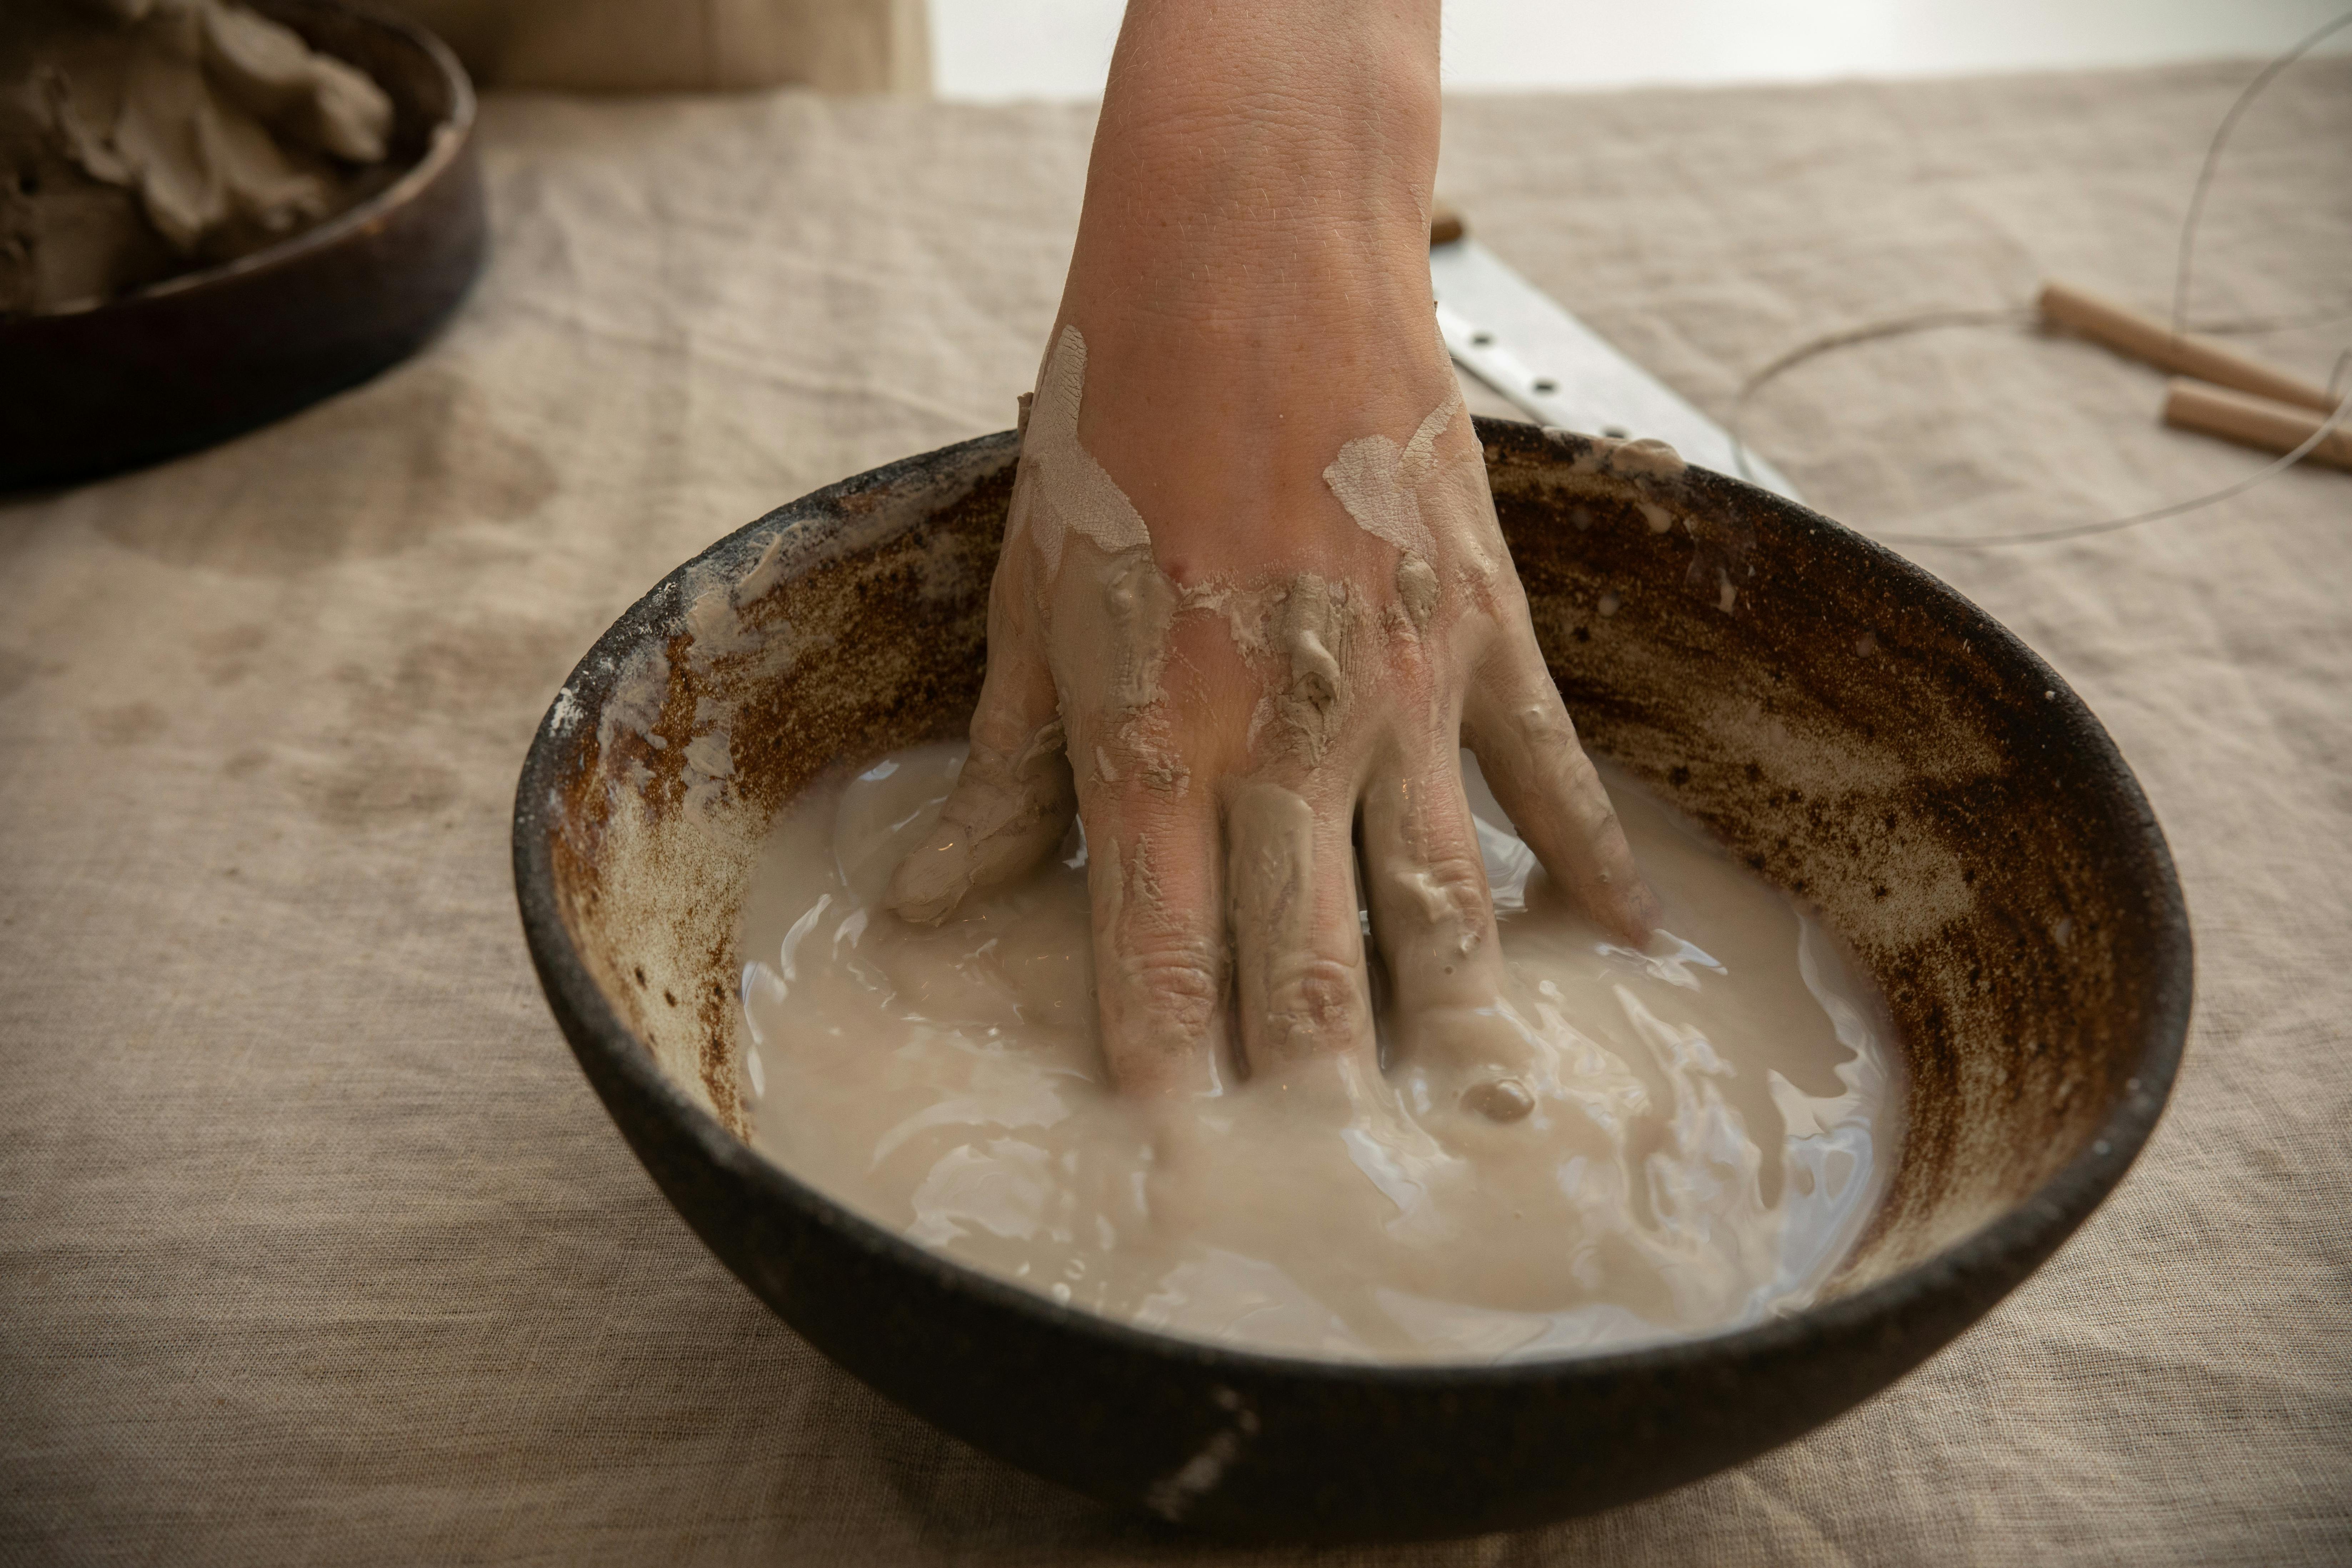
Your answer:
[741,741,1900,1362]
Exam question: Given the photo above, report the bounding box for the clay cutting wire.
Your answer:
[1727,9,2352,550]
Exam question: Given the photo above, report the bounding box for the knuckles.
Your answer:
[1265,953,1370,1053]
[1407,852,1492,927]
[1507,699,1578,753]
[1113,936,1226,1041]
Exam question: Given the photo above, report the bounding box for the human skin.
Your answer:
[888,0,1657,1121]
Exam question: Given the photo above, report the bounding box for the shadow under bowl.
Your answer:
[0,0,485,491]
[511,420,2188,1541]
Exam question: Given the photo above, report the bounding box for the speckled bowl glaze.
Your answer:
[511,420,2189,1541]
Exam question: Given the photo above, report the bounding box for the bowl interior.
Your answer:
[528,419,2186,1311]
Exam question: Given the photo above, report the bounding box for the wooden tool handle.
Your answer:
[1430,204,1465,247]
[2163,378,2352,472]
[2040,281,2336,413]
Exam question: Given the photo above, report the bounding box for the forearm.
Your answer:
[1052,0,1451,577]
[1072,0,1441,320]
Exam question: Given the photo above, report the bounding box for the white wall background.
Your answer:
[929,0,2351,101]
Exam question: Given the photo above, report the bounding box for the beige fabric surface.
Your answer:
[381,0,931,92]
[5,59,2350,1565]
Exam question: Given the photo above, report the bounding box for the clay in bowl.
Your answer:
[510,419,2188,1541]
[0,0,485,490]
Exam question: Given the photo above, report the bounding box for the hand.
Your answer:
[885,0,1656,1119]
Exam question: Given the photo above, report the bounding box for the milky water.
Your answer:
[737,743,1899,1364]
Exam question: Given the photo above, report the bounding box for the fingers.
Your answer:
[1225,781,1378,1084]
[1084,784,1231,1097]
[1463,637,1660,946]
[885,562,1076,925]
[1358,747,1539,1122]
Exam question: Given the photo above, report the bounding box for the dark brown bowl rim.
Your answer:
[511,424,2191,1392]
[18,0,476,323]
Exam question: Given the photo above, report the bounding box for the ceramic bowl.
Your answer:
[0,0,484,490]
[511,420,2188,1540]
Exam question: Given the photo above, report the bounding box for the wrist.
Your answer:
[1031,0,1456,580]
[1067,0,1441,332]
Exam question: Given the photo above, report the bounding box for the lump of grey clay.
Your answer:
[0,0,394,316]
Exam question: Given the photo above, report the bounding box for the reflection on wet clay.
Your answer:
[738,740,1902,1364]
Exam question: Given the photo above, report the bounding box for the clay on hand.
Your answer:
[886,324,1658,1123]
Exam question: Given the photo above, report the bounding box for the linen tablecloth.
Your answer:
[4,58,2348,1564]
